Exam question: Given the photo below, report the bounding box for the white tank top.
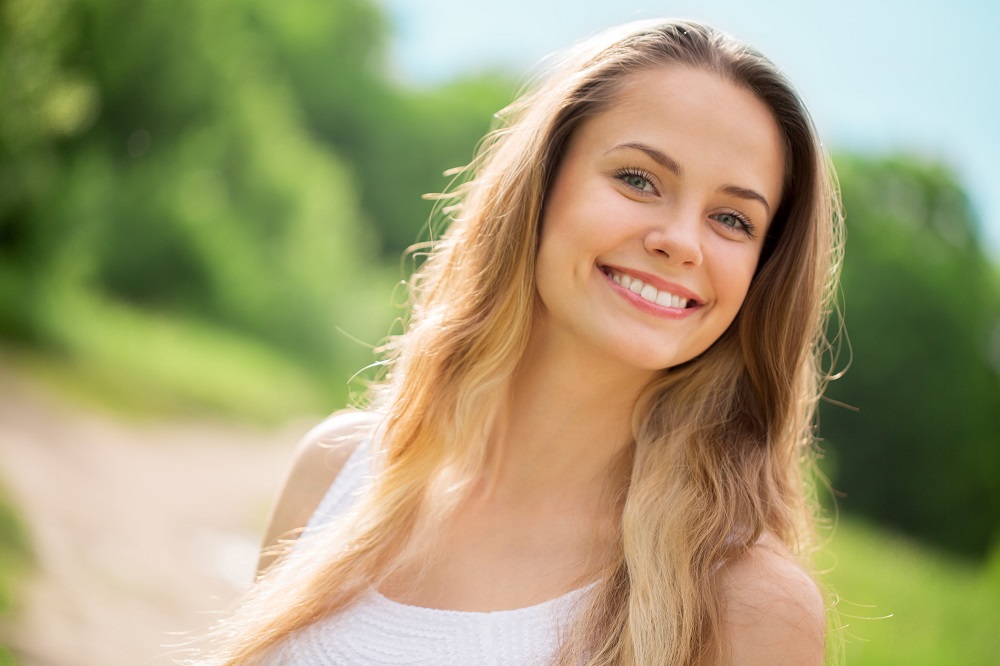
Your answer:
[268,437,593,665]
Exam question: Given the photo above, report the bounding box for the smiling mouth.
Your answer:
[601,266,697,309]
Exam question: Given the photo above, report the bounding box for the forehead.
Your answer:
[570,65,786,210]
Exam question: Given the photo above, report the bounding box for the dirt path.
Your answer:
[0,364,320,665]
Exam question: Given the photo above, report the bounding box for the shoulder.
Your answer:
[714,533,826,665]
[257,409,381,574]
[286,409,380,487]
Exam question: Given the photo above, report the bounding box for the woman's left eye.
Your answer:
[711,211,755,238]
[615,168,656,194]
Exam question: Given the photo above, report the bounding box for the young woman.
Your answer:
[201,18,843,665]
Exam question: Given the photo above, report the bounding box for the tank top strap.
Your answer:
[303,434,375,535]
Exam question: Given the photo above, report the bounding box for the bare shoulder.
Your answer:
[715,533,826,665]
[257,409,381,574]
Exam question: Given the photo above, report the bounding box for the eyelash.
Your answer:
[613,167,657,195]
[712,210,756,239]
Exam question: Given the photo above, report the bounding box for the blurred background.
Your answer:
[0,0,997,664]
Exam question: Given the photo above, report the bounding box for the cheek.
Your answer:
[535,198,591,276]
[712,249,762,314]
[533,218,568,307]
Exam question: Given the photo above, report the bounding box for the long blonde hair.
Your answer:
[202,18,843,665]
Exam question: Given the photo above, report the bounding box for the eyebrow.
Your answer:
[610,141,772,215]
[609,141,683,177]
[717,185,772,216]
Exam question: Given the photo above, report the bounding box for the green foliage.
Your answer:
[0,0,522,429]
[0,0,389,384]
[827,519,1000,665]
[333,75,518,255]
[821,155,1000,558]
[243,0,517,255]
[0,0,513,404]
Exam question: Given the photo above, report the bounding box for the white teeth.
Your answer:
[605,267,691,309]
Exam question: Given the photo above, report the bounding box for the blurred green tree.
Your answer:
[250,0,516,255]
[0,0,384,375]
[822,155,1000,558]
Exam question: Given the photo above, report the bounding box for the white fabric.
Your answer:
[268,437,591,665]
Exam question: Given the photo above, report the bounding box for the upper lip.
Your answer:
[599,263,704,305]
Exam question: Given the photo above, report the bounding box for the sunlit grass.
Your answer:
[826,518,1000,665]
[14,287,350,423]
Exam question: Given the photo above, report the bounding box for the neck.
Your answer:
[478,326,657,505]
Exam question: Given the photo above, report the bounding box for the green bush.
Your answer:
[821,155,1000,558]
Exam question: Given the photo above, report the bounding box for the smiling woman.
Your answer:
[192,18,843,666]
[535,65,786,374]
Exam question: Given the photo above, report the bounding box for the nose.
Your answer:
[643,210,703,267]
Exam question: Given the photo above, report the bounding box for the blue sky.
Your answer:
[376,0,1000,256]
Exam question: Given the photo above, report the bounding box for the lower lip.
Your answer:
[600,269,700,320]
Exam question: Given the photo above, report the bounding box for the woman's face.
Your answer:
[533,65,785,374]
